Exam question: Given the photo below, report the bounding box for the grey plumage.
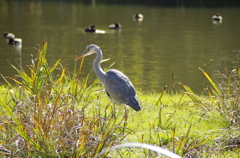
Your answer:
[75,44,141,111]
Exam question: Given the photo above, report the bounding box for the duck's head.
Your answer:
[3,32,15,38]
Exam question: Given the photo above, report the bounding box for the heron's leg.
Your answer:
[112,103,117,119]
[122,106,127,133]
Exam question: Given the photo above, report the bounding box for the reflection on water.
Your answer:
[0,1,240,93]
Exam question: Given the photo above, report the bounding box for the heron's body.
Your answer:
[76,44,141,111]
[102,69,139,107]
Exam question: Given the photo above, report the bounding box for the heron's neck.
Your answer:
[93,49,106,83]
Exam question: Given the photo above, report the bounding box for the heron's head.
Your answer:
[75,44,100,60]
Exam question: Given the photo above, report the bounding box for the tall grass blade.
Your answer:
[180,83,201,103]
[49,58,62,74]
[199,67,221,95]
[0,74,12,87]
[155,85,167,107]
[10,64,32,86]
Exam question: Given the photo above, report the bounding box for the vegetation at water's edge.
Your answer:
[0,41,239,157]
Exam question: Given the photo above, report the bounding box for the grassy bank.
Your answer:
[0,42,239,157]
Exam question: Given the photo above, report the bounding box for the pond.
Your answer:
[0,1,240,93]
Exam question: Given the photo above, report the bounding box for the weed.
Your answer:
[0,41,130,157]
[0,42,239,157]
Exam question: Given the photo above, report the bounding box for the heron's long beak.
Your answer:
[75,50,87,61]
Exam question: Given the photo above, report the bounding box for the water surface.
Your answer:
[0,1,240,93]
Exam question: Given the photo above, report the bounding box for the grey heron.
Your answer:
[75,44,141,111]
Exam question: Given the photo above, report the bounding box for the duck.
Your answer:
[3,32,15,39]
[84,24,96,32]
[8,37,22,45]
[212,13,223,21]
[133,13,144,19]
[108,23,122,29]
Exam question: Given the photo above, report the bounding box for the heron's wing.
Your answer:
[104,69,136,104]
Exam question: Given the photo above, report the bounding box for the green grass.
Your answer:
[0,41,239,157]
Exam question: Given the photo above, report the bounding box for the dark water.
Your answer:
[0,1,240,93]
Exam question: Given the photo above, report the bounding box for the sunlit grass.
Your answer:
[0,41,239,157]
